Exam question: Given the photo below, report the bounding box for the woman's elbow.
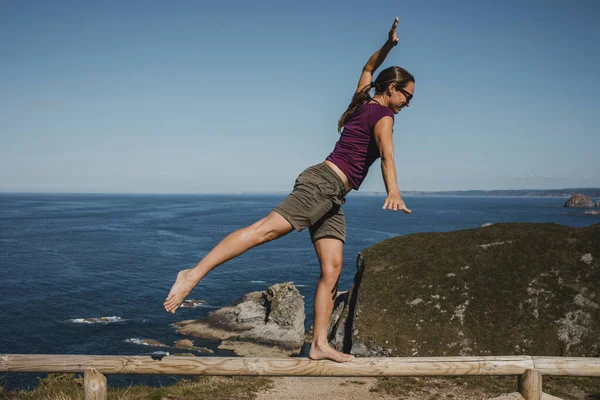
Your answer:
[380,153,395,163]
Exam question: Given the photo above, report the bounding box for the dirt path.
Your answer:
[254,376,533,400]
[255,377,396,400]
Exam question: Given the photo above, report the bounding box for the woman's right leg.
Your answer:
[164,211,293,313]
[308,237,354,363]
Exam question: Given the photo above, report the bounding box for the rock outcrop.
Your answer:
[174,339,195,349]
[329,223,600,358]
[174,282,305,357]
[174,339,214,354]
[564,194,593,208]
[596,200,600,207]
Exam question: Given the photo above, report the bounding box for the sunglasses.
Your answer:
[397,87,413,103]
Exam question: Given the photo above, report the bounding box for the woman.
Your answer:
[165,17,414,363]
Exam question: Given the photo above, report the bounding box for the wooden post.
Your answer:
[518,369,542,400]
[84,367,107,400]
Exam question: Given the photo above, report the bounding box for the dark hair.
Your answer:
[337,66,415,133]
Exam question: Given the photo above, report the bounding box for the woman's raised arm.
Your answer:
[355,17,400,94]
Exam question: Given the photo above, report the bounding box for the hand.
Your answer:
[388,17,399,46]
[382,192,411,214]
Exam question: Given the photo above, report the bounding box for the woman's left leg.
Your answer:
[308,237,354,362]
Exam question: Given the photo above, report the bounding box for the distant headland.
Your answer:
[360,188,600,198]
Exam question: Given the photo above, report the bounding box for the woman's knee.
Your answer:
[320,262,343,286]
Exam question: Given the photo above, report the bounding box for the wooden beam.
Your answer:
[0,355,533,377]
[84,368,107,400]
[532,357,600,376]
[518,369,541,400]
[2,355,598,378]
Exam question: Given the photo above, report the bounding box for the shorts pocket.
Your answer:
[307,197,334,226]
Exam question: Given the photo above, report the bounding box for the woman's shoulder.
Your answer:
[349,102,394,123]
[367,102,395,118]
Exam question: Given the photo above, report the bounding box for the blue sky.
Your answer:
[1,0,599,193]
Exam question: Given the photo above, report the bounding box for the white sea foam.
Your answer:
[124,338,146,345]
[68,316,123,324]
[179,300,218,308]
[123,338,168,347]
[179,303,219,309]
[152,351,170,356]
[250,280,266,283]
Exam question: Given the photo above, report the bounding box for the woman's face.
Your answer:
[390,81,414,114]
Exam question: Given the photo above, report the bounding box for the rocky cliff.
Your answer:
[329,223,600,358]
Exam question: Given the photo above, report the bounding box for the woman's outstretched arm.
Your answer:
[355,17,400,93]
[373,115,411,214]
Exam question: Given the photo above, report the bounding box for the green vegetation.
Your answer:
[372,376,600,400]
[371,376,512,399]
[352,223,600,358]
[0,373,273,400]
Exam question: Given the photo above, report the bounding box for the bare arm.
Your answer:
[355,17,400,93]
[373,116,411,214]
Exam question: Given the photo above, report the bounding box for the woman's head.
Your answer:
[338,66,415,132]
[374,67,415,114]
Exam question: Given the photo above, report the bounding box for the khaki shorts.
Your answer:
[273,162,348,243]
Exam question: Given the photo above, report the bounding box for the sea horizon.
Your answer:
[1,188,600,197]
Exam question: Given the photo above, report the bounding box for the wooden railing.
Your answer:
[2,354,600,400]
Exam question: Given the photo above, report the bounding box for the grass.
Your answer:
[0,373,273,400]
[3,373,600,399]
[371,375,600,400]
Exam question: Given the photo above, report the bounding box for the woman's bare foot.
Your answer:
[308,341,354,363]
[164,269,198,314]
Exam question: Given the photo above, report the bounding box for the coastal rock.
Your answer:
[194,347,214,354]
[173,340,215,354]
[138,339,168,347]
[174,282,305,357]
[305,290,350,346]
[124,338,214,354]
[564,194,593,208]
[329,223,600,358]
[174,339,195,349]
[596,200,600,207]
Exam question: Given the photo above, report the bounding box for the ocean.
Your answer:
[0,193,597,389]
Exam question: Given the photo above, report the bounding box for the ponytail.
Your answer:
[337,83,373,133]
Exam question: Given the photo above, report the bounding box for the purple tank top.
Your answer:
[326,102,395,190]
